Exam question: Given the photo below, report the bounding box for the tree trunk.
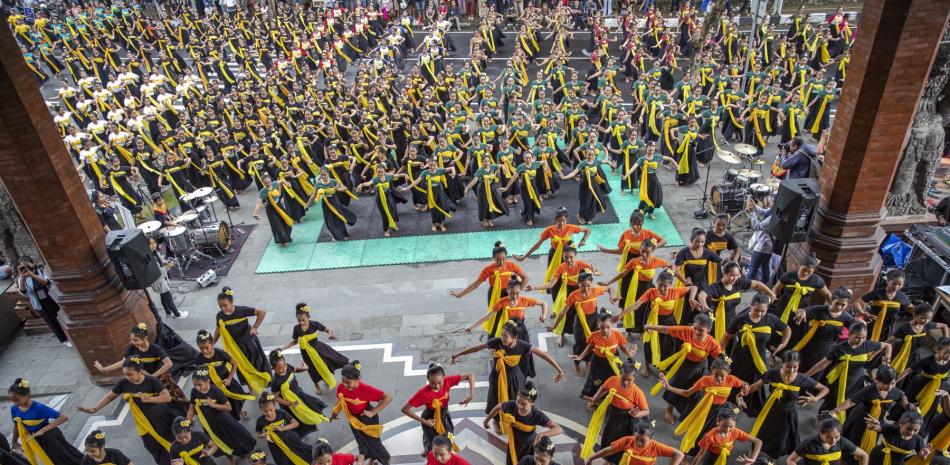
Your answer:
[691,0,729,53]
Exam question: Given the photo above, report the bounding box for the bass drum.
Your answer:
[193,221,231,253]
[710,184,745,214]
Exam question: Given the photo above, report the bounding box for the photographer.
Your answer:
[17,256,72,347]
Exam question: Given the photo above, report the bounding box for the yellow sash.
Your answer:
[482,175,503,214]
[638,160,658,207]
[523,170,542,209]
[500,412,536,464]
[805,450,841,465]
[317,190,347,223]
[483,269,515,335]
[552,271,579,335]
[651,343,708,395]
[375,182,398,230]
[891,332,926,374]
[675,133,696,175]
[645,298,676,363]
[216,319,272,392]
[493,350,522,406]
[575,296,599,339]
[623,267,657,329]
[297,332,336,388]
[596,343,624,376]
[858,398,894,452]
[791,319,844,352]
[809,95,832,133]
[194,399,233,455]
[780,282,814,323]
[125,393,171,451]
[176,443,204,465]
[916,372,948,416]
[711,292,741,341]
[880,438,914,465]
[426,176,452,219]
[333,394,383,438]
[205,362,254,401]
[580,388,633,458]
[617,237,642,273]
[675,386,732,451]
[263,420,309,465]
[750,382,800,436]
[266,189,294,226]
[869,300,902,342]
[906,419,950,465]
[544,235,571,284]
[583,166,606,213]
[14,418,53,465]
[825,353,869,423]
[279,373,329,425]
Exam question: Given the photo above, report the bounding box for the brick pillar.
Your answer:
[0,23,154,384]
[807,0,950,293]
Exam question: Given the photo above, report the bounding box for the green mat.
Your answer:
[255,172,685,273]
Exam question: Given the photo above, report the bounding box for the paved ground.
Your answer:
[0,14,840,465]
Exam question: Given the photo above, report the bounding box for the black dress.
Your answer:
[793,436,858,465]
[473,167,509,222]
[193,348,249,421]
[703,277,753,340]
[169,431,215,465]
[293,322,349,388]
[788,305,856,372]
[80,448,131,465]
[313,180,358,240]
[370,174,408,233]
[860,288,912,342]
[190,385,257,458]
[259,186,293,244]
[840,384,903,449]
[485,337,535,414]
[216,305,273,391]
[575,160,611,223]
[498,400,554,465]
[817,340,883,413]
[725,311,787,415]
[1,434,30,465]
[111,375,181,465]
[753,370,819,459]
[270,370,327,434]
[889,355,950,427]
[868,424,924,465]
[255,410,313,465]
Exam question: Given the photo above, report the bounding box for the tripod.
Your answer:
[690,146,718,219]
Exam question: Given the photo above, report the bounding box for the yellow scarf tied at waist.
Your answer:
[804,450,841,465]
[194,399,233,455]
[791,319,843,352]
[891,332,926,374]
[638,160,658,207]
[916,372,949,416]
[644,298,676,364]
[124,393,172,451]
[623,267,657,329]
[675,386,732,452]
[825,353,869,423]
[266,188,294,226]
[858,398,894,452]
[177,444,204,465]
[263,421,310,465]
[617,239,642,273]
[14,418,53,465]
[780,283,814,323]
[333,394,384,438]
[738,324,772,374]
[216,319,272,392]
[750,382,800,436]
[651,343,708,396]
[544,236,571,284]
[675,133,696,175]
[429,398,461,452]
[483,270,514,336]
[597,344,624,376]
[583,166,606,213]
[581,388,633,458]
[426,176,453,219]
[375,183,399,231]
[711,292,741,341]
[493,350,522,406]
[280,373,329,425]
[619,451,656,465]
[907,420,950,465]
[575,296,599,339]
[500,412,536,464]
[297,332,337,388]
[206,361,255,401]
[551,272,576,335]
[879,438,913,465]
[869,300,902,342]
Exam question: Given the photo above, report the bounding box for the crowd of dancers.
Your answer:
[8,1,944,465]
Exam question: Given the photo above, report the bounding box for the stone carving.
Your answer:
[886,23,950,216]
[0,178,39,265]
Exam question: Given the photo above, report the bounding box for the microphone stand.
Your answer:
[690,145,718,219]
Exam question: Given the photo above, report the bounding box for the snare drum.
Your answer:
[175,212,201,228]
[749,183,772,201]
[724,168,739,184]
[195,204,210,222]
[161,226,190,256]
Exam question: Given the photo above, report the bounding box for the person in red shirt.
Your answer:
[584,417,685,465]
[451,242,529,336]
[466,277,547,340]
[426,435,471,465]
[694,408,762,465]
[572,311,638,398]
[585,361,651,463]
[400,364,476,452]
[330,362,393,465]
[550,272,617,376]
[513,207,591,285]
[645,315,722,420]
[527,243,599,347]
[312,438,362,465]
[600,238,683,334]
[596,211,666,283]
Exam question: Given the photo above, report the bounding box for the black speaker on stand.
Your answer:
[105,229,198,376]
[769,178,821,244]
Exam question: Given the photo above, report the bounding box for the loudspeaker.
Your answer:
[768,178,820,244]
[105,229,161,290]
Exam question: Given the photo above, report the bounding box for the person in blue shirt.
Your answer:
[781,137,817,180]
[8,378,83,465]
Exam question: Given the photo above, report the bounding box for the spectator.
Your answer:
[935,195,950,226]
[17,256,72,347]
[745,197,775,284]
[781,136,818,180]
[148,238,188,320]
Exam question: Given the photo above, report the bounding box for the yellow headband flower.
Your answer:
[195,369,209,377]
[136,322,147,330]
[250,451,267,460]
[94,431,105,440]
[353,362,362,370]
[179,419,191,427]
[18,379,29,388]
[265,393,276,401]
[299,305,310,313]
[225,289,234,296]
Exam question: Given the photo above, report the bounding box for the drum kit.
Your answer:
[708,143,779,215]
[138,187,232,272]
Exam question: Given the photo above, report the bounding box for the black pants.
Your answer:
[160,291,181,317]
[38,298,69,343]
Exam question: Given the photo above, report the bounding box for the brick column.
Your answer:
[0,23,154,384]
[807,0,950,293]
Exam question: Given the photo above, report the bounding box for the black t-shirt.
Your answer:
[193,348,234,381]
[760,369,819,410]
[824,340,883,363]
[774,272,826,314]
[111,375,165,412]
[705,230,738,257]
[794,436,858,465]
[674,248,723,288]
[704,278,753,314]
[486,337,533,376]
[292,321,327,340]
[255,409,296,433]
[871,424,925,463]
[849,384,903,416]
[727,311,788,356]
[81,449,131,465]
[216,305,257,341]
[191,384,228,407]
[861,288,912,335]
[124,343,169,375]
[499,400,553,444]
[169,431,215,465]
[892,322,938,355]
[803,306,856,344]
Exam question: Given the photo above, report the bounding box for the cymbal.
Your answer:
[137,220,161,233]
[715,149,741,164]
[738,169,760,177]
[733,143,758,155]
